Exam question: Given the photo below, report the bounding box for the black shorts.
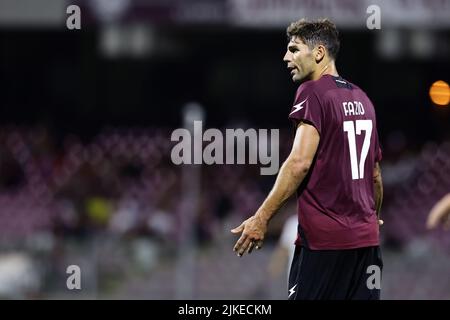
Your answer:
[288,245,383,300]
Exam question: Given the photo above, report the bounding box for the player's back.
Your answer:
[288,74,382,250]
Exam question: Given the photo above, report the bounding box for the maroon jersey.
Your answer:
[288,74,382,250]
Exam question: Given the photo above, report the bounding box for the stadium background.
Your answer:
[0,0,449,299]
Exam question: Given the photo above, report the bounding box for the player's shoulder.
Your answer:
[346,81,379,114]
[294,77,324,102]
[296,77,322,95]
[296,74,348,97]
[345,78,364,92]
[327,75,364,93]
[344,79,374,103]
[294,75,372,105]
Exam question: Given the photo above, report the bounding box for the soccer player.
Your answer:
[427,193,450,230]
[231,18,384,300]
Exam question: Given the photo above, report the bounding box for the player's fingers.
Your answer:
[237,237,253,257]
[247,241,256,254]
[233,234,247,253]
[255,240,264,250]
[231,222,245,234]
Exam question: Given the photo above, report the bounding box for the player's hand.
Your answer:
[231,215,267,257]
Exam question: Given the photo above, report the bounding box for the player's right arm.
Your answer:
[231,122,320,256]
[373,162,383,225]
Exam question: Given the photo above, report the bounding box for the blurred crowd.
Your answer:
[0,125,448,298]
[0,125,296,244]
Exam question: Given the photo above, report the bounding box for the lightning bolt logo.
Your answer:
[289,98,307,116]
[288,284,297,298]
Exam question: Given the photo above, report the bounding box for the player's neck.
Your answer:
[312,60,338,81]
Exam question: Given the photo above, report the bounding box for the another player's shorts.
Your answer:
[288,245,383,300]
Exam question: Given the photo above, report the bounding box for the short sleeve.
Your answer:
[288,85,323,135]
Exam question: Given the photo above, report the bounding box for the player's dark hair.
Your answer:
[286,18,340,60]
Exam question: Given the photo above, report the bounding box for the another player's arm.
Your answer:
[373,162,383,224]
[426,193,450,230]
[231,122,320,256]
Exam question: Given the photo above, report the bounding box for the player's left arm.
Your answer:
[373,162,384,225]
[231,122,320,256]
[427,193,450,230]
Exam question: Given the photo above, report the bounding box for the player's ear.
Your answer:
[314,45,326,63]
